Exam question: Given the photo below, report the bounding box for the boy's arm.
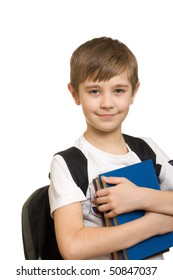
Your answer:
[53,201,173,260]
[139,187,173,215]
[97,177,173,218]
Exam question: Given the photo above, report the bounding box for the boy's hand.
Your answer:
[96,176,143,218]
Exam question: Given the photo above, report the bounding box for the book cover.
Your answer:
[95,159,173,260]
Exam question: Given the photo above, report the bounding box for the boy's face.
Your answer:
[69,71,138,135]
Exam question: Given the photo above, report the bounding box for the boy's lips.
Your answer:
[96,113,118,118]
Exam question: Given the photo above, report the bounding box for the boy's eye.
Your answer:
[114,88,125,94]
[89,89,100,95]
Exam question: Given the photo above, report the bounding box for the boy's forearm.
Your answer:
[62,215,158,260]
[141,188,173,215]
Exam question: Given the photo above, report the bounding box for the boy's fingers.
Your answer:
[96,176,126,196]
[102,176,126,184]
[96,188,108,197]
[96,194,109,204]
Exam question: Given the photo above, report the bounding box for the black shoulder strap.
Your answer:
[123,134,161,177]
[55,147,88,196]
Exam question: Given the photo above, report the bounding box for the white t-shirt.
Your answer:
[48,134,173,260]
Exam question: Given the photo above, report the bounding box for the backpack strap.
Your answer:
[55,147,88,196]
[123,134,161,178]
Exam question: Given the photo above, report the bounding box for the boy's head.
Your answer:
[69,37,139,94]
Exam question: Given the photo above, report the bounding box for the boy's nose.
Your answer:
[100,94,115,109]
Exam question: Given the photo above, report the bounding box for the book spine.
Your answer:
[94,178,119,260]
[100,177,129,260]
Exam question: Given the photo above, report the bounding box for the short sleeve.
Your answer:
[141,137,173,191]
[48,155,86,216]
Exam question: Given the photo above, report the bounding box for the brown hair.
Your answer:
[70,37,139,93]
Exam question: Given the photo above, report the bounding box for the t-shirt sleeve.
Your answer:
[141,137,173,191]
[48,154,86,216]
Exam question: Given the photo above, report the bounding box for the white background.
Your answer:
[0,0,173,269]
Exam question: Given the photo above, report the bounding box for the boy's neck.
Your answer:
[84,129,128,155]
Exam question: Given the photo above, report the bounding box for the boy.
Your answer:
[48,37,173,260]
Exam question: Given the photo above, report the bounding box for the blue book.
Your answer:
[95,159,173,260]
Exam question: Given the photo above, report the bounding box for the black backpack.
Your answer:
[21,134,161,259]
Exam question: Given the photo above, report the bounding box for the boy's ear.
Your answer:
[68,83,80,105]
[130,81,140,104]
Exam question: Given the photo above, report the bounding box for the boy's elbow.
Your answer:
[59,242,83,260]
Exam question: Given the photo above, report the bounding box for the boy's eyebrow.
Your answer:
[84,83,129,89]
[113,84,129,88]
[84,84,101,89]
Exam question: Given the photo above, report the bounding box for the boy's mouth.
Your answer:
[96,113,118,119]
